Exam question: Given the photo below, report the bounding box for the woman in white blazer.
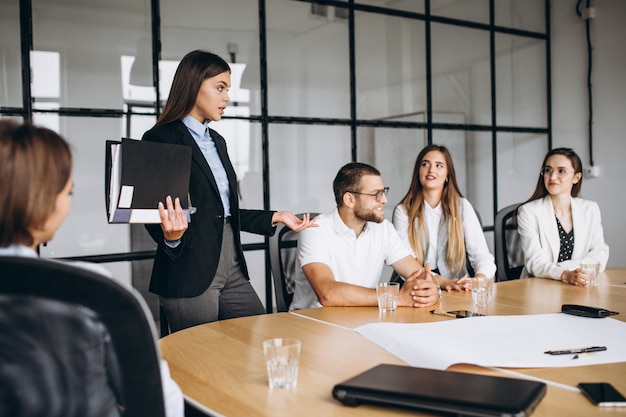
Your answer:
[517,148,609,285]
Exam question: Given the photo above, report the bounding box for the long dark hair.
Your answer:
[157,50,230,126]
[399,144,465,275]
[525,147,583,203]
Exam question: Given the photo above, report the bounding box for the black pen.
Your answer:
[544,346,607,355]
[430,310,462,319]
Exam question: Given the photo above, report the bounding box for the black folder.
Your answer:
[332,364,546,417]
[105,138,193,223]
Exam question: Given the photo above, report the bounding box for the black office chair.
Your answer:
[494,203,524,282]
[0,256,167,417]
[268,213,319,312]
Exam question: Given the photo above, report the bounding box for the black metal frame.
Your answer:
[4,0,552,313]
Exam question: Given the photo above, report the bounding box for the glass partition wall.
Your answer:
[1,0,551,318]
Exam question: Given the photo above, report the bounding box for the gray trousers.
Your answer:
[160,223,265,333]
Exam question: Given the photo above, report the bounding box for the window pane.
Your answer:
[266,0,350,119]
[32,0,152,109]
[212,121,264,245]
[431,0,489,25]
[31,51,60,99]
[269,124,351,215]
[431,23,490,125]
[497,133,548,209]
[496,33,547,128]
[243,250,267,309]
[468,133,494,227]
[356,12,426,120]
[433,130,494,225]
[160,0,260,115]
[0,1,22,107]
[356,0,424,14]
[126,110,157,141]
[0,115,24,124]
[7,0,553,296]
[37,116,131,280]
[495,0,546,33]
[356,126,426,220]
[211,114,258,198]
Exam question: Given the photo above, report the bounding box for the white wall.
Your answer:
[550,0,626,266]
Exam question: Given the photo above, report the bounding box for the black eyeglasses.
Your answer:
[347,187,390,202]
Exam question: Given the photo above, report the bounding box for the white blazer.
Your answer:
[517,195,609,280]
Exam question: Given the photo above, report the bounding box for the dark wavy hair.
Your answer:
[157,50,230,126]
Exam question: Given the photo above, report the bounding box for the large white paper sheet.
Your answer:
[356,313,626,370]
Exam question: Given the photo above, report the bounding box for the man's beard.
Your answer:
[354,204,385,223]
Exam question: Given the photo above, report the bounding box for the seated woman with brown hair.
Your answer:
[517,147,609,285]
[0,120,183,417]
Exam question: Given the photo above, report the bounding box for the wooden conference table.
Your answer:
[160,269,626,417]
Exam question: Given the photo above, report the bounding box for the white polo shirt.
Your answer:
[291,208,411,310]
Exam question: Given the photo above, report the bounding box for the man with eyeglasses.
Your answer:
[290,162,439,310]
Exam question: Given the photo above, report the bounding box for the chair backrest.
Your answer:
[269,213,319,312]
[0,256,166,417]
[494,203,524,282]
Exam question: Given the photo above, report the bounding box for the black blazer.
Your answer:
[142,120,276,298]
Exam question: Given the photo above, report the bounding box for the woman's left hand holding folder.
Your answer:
[159,195,188,241]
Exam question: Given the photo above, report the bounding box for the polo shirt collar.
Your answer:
[331,207,370,237]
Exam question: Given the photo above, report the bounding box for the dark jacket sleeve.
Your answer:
[240,209,276,236]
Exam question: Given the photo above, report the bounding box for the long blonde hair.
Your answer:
[399,145,465,275]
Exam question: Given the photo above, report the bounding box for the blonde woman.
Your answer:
[393,145,496,291]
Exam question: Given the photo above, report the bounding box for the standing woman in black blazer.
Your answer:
[143,50,315,332]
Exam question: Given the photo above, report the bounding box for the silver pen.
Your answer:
[544,346,607,355]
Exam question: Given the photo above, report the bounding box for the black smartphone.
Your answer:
[562,304,619,318]
[447,310,485,318]
[578,383,626,407]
